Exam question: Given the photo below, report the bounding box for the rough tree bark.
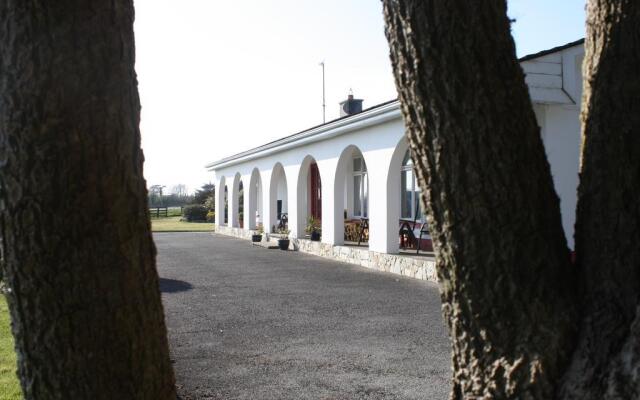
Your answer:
[0,2,176,399]
[383,2,578,397]
[561,1,640,399]
[384,0,640,398]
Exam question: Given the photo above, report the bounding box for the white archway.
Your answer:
[230,173,242,228]
[387,137,410,253]
[215,175,227,226]
[388,138,430,253]
[248,168,263,230]
[296,155,322,238]
[333,145,369,246]
[269,162,288,233]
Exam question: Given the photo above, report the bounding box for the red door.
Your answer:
[309,163,322,220]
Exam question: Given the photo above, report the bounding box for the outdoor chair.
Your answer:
[277,213,288,232]
[399,203,430,254]
[357,218,369,246]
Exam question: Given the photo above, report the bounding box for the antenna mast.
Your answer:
[319,61,326,123]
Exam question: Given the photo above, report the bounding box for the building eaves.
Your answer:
[518,38,584,62]
[205,99,399,170]
[207,39,585,170]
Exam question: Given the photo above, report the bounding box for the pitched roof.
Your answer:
[518,38,584,62]
[205,99,399,169]
[207,38,585,170]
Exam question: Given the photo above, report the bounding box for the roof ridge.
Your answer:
[207,38,586,169]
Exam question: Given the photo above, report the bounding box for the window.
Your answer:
[353,157,368,217]
[401,150,423,221]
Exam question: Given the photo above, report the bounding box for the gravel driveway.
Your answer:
[155,232,451,400]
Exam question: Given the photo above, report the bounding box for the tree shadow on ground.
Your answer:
[159,278,193,293]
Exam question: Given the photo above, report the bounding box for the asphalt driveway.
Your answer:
[155,232,451,400]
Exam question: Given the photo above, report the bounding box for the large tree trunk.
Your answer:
[383,1,578,398]
[560,1,640,399]
[0,2,176,399]
[383,0,640,398]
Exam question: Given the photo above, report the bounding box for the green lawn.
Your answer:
[1,296,21,400]
[151,216,215,232]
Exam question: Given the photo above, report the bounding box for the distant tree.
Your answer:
[171,184,188,198]
[193,183,215,206]
[0,1,176,398]
[150,184,165,197]
[148,184,166,207]
[204,195,215,212]
[383,0,640,398]
[157,184,193,207]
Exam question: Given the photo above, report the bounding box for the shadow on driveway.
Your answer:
[159,277,193,293]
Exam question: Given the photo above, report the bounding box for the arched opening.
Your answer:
[334,145,369,247]
[248,168,263,230]
[297,155,322,239]
[230,172,243,228]
[224,185,229,225]
[215,176,226,226]
[237,180,244,228]
[399,151,423,222]
[389,138,432,253]
[269,162,288,233]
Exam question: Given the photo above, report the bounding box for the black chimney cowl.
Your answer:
[339,93,363,117]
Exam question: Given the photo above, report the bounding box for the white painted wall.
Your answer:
[535,103,581,248]
[212,42,584,253]
[527,43,584,248]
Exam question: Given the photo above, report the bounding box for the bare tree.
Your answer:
[383,0,639,398]
[149,184,166,206]
[0,1,176,399]
[171,184,189,198]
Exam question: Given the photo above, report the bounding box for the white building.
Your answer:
[207,39,584,280]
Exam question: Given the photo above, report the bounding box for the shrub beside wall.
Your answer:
[183,204,208,222]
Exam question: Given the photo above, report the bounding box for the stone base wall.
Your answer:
[215,225,257,240]
[292,238,437,282]
[214,227,437,282]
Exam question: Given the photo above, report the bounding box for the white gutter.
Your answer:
[206,100,402,171]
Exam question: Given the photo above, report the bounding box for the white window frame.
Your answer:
[353,157,368,218]
[400,151,424,222]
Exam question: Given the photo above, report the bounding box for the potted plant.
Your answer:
[251,224,263,243]
[277,228,290,250]
[305,216,321,241]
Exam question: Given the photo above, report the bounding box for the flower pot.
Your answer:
[278,239,290,250]
[251,234,262,243]
[310,231,321,241]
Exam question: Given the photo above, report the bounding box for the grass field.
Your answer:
[151,216,214,232]
[1,296,21,400]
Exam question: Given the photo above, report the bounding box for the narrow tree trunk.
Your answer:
[560,1,640,398]
[383,1,578,398]
[0,2,176,399]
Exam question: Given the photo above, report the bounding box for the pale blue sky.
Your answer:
[134,0,586,193]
